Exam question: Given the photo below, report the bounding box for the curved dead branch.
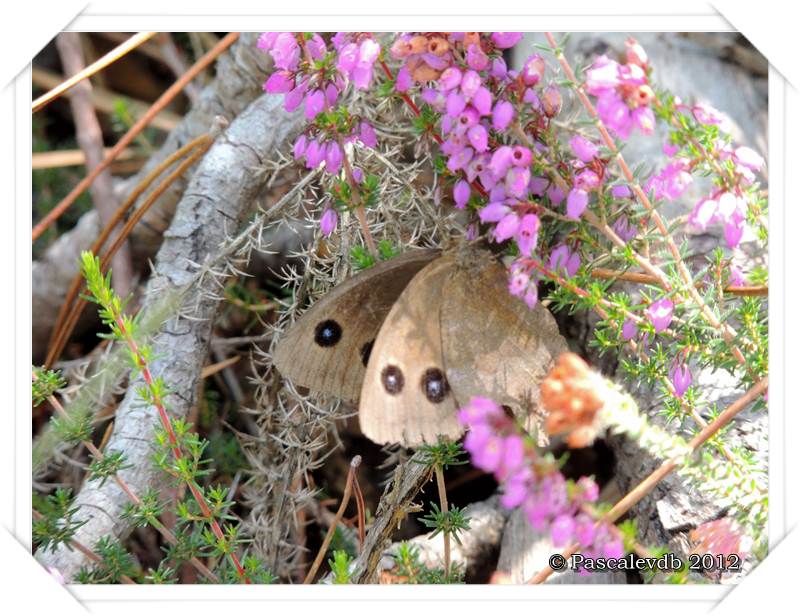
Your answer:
[35,93,304,580]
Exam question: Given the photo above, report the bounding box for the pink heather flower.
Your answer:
[632,106,655,134]
[692,103,723,126]
[529,176,548,196]
[577,477,599,502]
[491,32,523,48]
[511,146,532,167]
[284,82,308,112]
[566,188,589,219]
[489,146,514,179]
[472,87,493,116]
[646,298,674,333]
[734,146,765,171]
[453,180,471,209]
[467,43,490,70]
[358,121,377,148]
[515,214,540,256]
[491,57,508,79]
[351,38,380,89]
[521,54,546,86]
[439,66,462,91]
[610,185,632,199]
[461,70,481,99]
[479,201,511,223]
[395,65,412,92]
[728,264,745,288]
[625,37,648,68]
[663,141,679,157]
[266,32,300,71]
[492,100,514,131]
[446,91,467,117]
[646,159,693,201]
[523,287,539,309]
[551,514,575,547]
[264,70,294,93]
[500,434,526,476]
[570,135,599,163]
[447,146,474,173]
[549,244,580,278]
[501,470,530,508]
[471,433,504,472]
[575,169,601,191]
[547,185,565,206]
[585,56,621,92]
[602,538,625,559]
[597,93,633,139]
[458,396,503,425]
[468,124,489,152]
[621,319,637,341]
[305,89,326,119]
[319,208,338,237]
[689,197,719,231]
[725,211,746,248]
[508,266,530,297]
[505,166,530,199]
[304,139,324,168]
[292,134,307,160]
[574,513,596,546]
[669,360,692,398]
[494,213,521,242]
[613,216,636,242]
[324,141,343,174]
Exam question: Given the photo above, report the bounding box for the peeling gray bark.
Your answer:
[32,32,271,363]
[36,93,304,580]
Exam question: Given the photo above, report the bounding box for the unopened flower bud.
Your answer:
[541,85,562,117]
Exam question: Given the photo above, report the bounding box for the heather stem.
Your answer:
[434,465,451,578]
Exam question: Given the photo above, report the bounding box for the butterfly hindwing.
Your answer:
[358,256,464,446]
[441,255,568,429]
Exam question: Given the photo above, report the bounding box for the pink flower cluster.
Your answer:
[458,397,624,565]
[259,32,380,118]
[688,145,764,248]
[584,38,656,140]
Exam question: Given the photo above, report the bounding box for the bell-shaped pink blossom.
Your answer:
[319,208,338,237]
[492,100,514,131]
[570,135,599,163]
[646,298,674,333]
[566,188,589,219]
[491,32,523,49]
[669,360,692,398]
[453,180,471,209]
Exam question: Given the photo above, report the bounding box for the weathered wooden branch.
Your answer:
[35,92,304,580]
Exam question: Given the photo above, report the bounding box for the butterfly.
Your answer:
[273,248,567,447]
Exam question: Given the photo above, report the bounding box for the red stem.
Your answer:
[115,316,250,583]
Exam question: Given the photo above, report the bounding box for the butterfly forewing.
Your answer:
[273,249,439,400]
[359,256,464,446]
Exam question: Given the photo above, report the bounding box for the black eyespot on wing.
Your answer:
[314,319,342,347]
[421,367,449,403]
[360,339,375,367]
[381,365,404,395]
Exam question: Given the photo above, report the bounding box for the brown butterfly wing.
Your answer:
[359,256,464,447]
[441,257,568,428]
[273,249,439,400]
